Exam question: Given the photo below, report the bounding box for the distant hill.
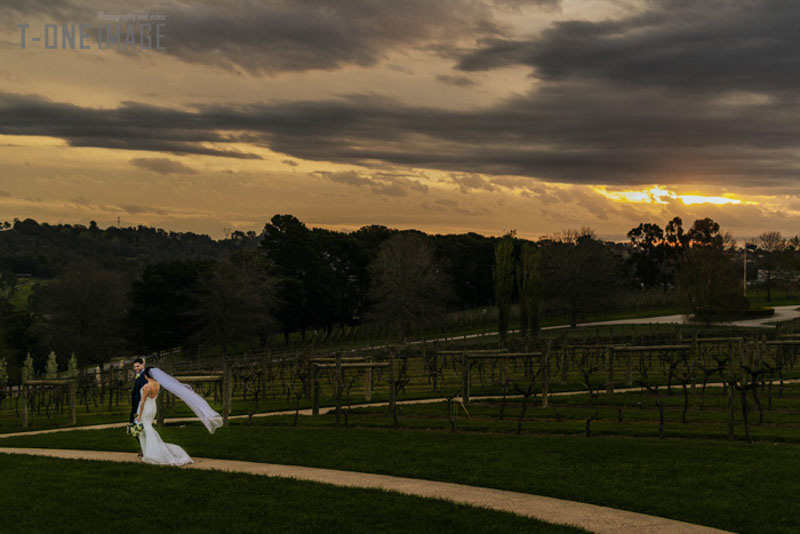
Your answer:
[0,218,258,278]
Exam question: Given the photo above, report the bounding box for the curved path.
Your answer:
[576,304,800,328]
[397,305,800,347]
[0,446,728,534]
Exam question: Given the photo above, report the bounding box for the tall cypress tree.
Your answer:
[517,243,543,339]
[493,234,515,343]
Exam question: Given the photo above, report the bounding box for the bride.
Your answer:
[134,367,223,466]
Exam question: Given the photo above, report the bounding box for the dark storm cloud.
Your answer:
[4,77,800,188]
[1,0,499,74]
[457,0,800,95]
[0,92,261,159]
[164,0,500,74]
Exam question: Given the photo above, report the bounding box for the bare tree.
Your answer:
[637,358,665,439]
[575,351,601,437]
[369,232,450,341]
[31,261,129,366]
[194,256,277,354]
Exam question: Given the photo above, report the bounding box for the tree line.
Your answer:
[1,214,797,382]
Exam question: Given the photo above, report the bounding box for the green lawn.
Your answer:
[0,454,581,534]
[746,289,800,307]
[3,412,800,533]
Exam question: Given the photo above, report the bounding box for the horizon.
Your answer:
[3,214,774,248]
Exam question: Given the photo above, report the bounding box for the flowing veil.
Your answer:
[149,368,224,434]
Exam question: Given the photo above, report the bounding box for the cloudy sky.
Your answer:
[2,0,800,241]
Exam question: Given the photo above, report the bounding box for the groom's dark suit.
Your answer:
[130,372,148,423]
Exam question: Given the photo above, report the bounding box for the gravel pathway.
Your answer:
[0,446,730,534]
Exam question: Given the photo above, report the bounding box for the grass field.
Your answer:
[4,314,800,532]
[0,454,583,534]
[5,383,800,533]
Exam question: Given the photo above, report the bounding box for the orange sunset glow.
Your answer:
[594,186,747,207]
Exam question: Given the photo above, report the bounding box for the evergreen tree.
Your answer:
[45,351,58,378]
[493,234,515,343]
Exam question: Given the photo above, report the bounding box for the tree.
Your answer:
[780,236,800,297]
[627,222,666,288]
[127,260,213,353]
[542,231,622,327]
[493,234,515,342]
[194,256,277,353]
[517,243,543,339]
[686,218,724,248]
[676,245,747,324]
[68,353,78,377]
[0,268,16,297]
[31,261,129,366]
[662,216,688,284]
[757,231,786,303]
[45,350,58,378]
[260,215,320,342]
[23,352,34,380]
[665,216,687,248]
[628,217,728,290]
[432,233,495,309]
[311,228,366,334]
[0,297,35,381]
[369,232,450,340]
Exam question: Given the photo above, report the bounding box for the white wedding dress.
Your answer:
[138,391,194,466]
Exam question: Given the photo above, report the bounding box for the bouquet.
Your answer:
[126,422,144,438]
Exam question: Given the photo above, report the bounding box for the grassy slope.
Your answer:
[0,454,581,534]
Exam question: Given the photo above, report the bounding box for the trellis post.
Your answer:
[222,359,232,426]
[364,364,372,401]
[389,348,397,424]
[335,352,343,425]
[542,339,551,408]
[690,332,698,396]
[462,351,471,405]
[311,363,320,416]
[69,379,77,426]
[21,367,28,429]
[605,346,615,394]
[306,354,314,400]
[624,348,633,387]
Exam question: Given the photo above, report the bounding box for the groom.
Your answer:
[130,358,147,424]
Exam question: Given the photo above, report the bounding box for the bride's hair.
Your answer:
[144,367,155,379]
